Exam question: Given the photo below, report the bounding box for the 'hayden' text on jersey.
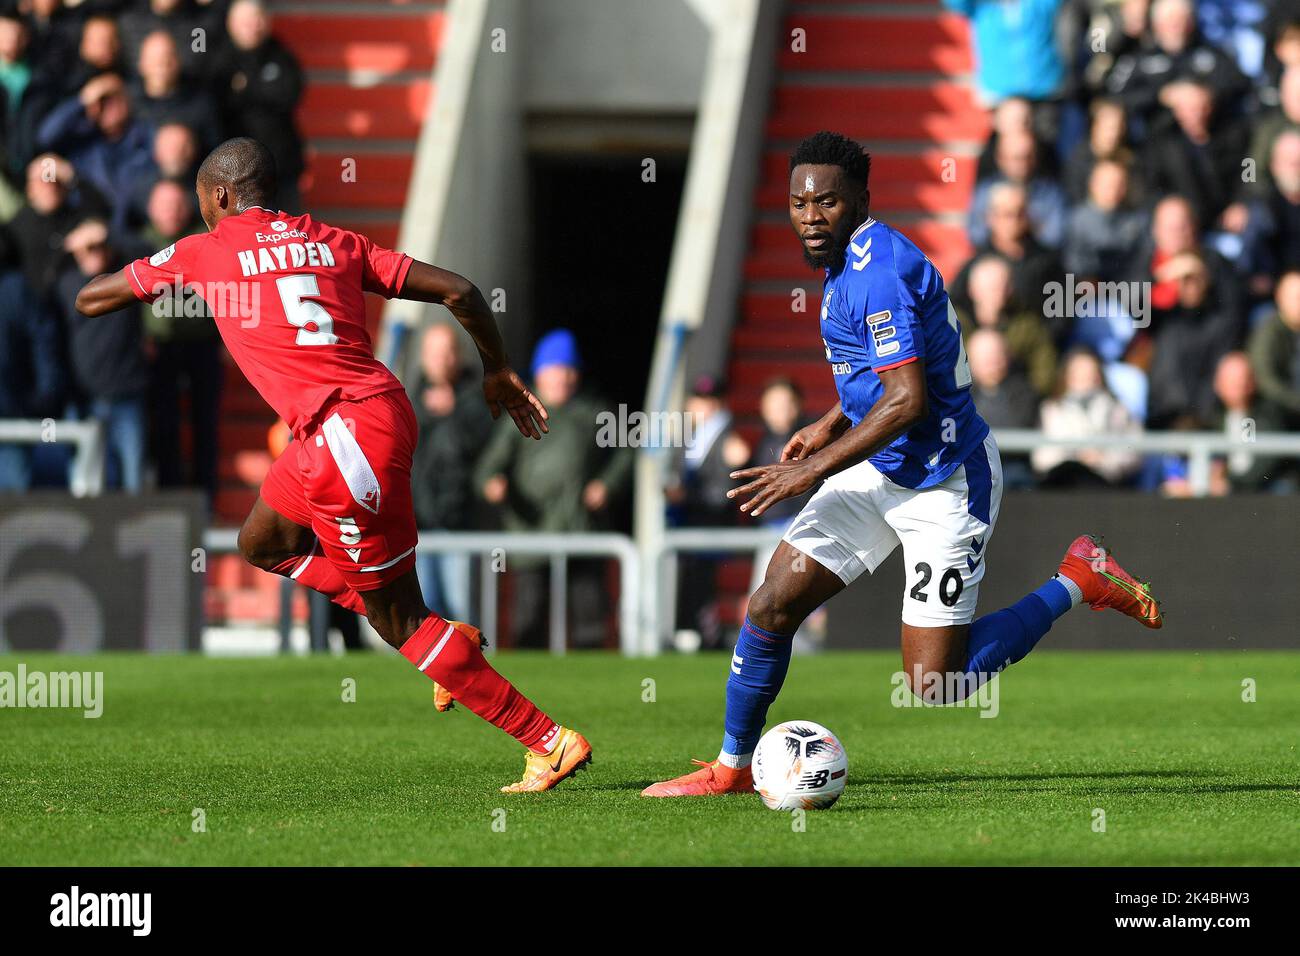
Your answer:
[819,217,988,488]
[126,206,411,436]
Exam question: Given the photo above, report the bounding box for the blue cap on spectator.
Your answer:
[531,328,581,376]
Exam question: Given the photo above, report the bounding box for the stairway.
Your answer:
[727,0,986,443]
[207,0,446,623]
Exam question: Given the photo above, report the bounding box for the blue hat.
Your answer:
[530,328,581,377]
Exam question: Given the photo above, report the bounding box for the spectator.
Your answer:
[1146,251,1241,428]
[0,267,64,491]
[746,377,814,525]
[474,329,633,648]
[119,0,209,82]
[944,0,1066,108]
[3,152,109,299]
[957,254,1058,395]
[408,322,492,621]
[1258,4,1300,108]
[23,0,78,87]
[1138,194,1243,325]
[968,327,1040,428]
[745,377,823,651]
[667,374,751,528]
[212,0,304,211]
[53,219,148,492]
[151,120,200,181]
[1062,96,1144,203]
[1240,129,1300,295]
[37,73,156,232]
[126,121,201,226]
[1143,79,1248,229]
[1034,346,1143,485]
[951,182,1065,337]
[1063,158,1150,282]
[0,9,37,179]
[665,374,750,649]
[1080,0,1152,95]
[67,14,124,96]
[1105,0,1249,130]
[1248,64,1300,195]
[1210,350,1292,492]
[968,129,1069,248]
[975,96,1061,183]
[137,178,221,498]
[1247,269,1300,427]
[130,30,220,149]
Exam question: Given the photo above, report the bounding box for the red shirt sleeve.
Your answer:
[357,232,413,298]
[126,234,206,302]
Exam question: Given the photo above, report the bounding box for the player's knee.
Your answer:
[746,584,801,636]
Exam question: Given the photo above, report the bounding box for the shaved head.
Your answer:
[197,137,276,207]
[195,137,278,229]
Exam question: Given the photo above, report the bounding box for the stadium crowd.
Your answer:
[942,0,1300,493]
[0,0,301,496]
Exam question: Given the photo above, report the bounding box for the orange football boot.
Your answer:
[641,759,753,797]
[500,727,593,793]
[430,620,487,712]
[1056,534,1163,629]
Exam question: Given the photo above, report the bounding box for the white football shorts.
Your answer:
[782,432,1003,628]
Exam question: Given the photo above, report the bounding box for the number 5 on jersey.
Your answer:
[277,274,339,345]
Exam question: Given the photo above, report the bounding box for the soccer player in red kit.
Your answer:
[75,137,592,792]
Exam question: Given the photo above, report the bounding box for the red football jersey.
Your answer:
[127,206,412,435]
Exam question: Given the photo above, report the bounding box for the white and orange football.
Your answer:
[752,720,848,810]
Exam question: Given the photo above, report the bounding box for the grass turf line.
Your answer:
[0,650,1297,865]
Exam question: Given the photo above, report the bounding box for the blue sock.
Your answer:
[720,617,793,766]
[964,578,1077,681]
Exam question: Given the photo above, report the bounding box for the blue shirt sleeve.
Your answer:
[853,232,925,371]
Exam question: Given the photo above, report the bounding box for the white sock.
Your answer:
[717,750,752,770]
[1053,572,1085,608]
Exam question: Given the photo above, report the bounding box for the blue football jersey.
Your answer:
[819,217,989,489]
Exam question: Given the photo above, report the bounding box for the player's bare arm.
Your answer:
[73,268,137,317]
[780,400,850,462]
[729,361,927,517]
[398,260,549,440]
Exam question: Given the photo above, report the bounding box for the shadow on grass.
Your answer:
[858,769,1298,795]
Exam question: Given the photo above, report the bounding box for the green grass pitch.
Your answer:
[1,650,1297,866]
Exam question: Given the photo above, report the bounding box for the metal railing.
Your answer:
[0,418,105,496]
[652,526,784,654]
[201,528,642,656]
[993,428,1300,495]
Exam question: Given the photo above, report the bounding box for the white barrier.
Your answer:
[202,528,642,656]
[0,418,105,496]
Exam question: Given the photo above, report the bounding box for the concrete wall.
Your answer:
[522,0,708,114]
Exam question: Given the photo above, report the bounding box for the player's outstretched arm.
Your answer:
[730,361,927,517]
[398,260,549,439]
[74,269,136,318]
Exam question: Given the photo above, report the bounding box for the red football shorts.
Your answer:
[261,389,419,591]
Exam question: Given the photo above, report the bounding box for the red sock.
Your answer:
[267,542,366,615]
[400,615,559,751]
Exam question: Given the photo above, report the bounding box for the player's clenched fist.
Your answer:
[483,366,550,439]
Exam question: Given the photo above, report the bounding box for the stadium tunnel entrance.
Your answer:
[525,147,688,415]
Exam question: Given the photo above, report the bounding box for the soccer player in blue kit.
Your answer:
[644,131,1162,798]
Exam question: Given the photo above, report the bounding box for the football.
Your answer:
[752,721,848,810]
